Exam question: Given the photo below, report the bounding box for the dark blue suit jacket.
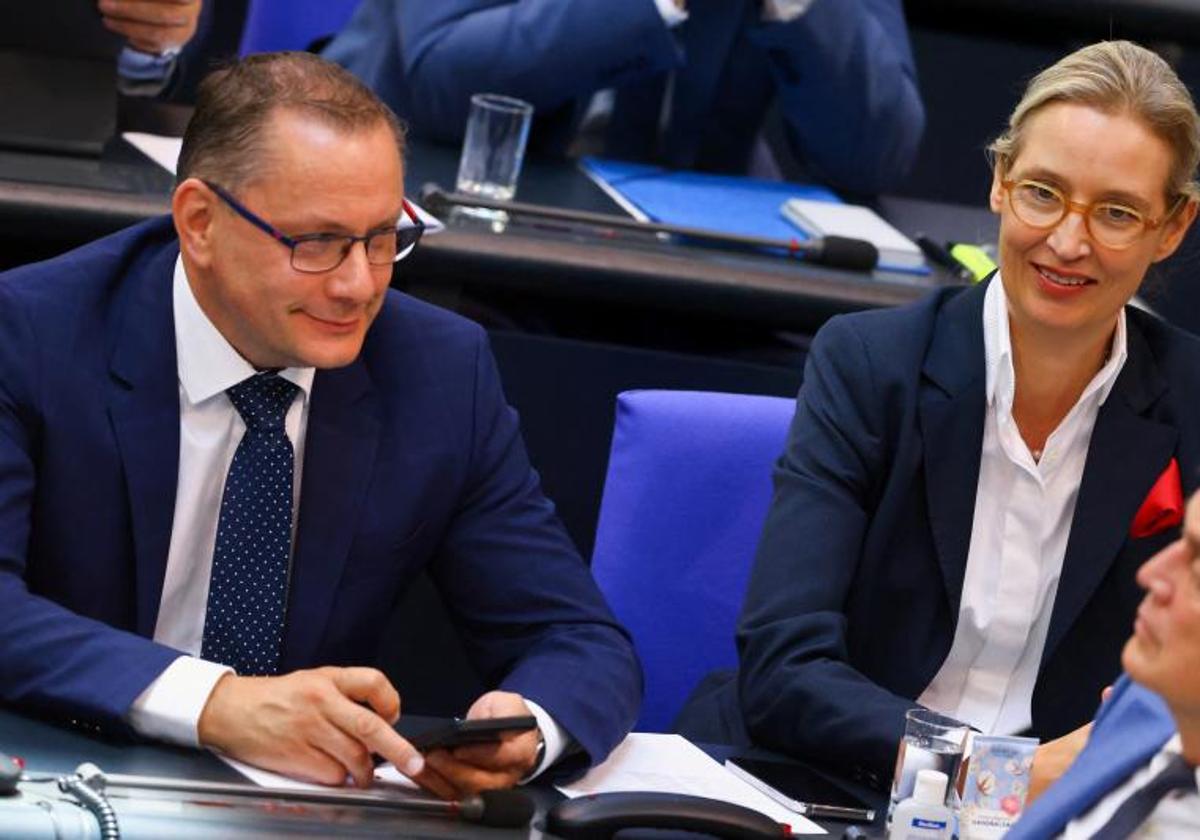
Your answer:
[679,280,1200,786]
[323,0,925,194]
[1007,675,1178,839]
[0,217,641,768]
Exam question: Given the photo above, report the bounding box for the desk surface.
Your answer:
[0,708,888,839]
[0,135,988,335]
[0,709,553,839]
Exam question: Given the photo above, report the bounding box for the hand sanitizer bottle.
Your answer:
[889,769,952,840]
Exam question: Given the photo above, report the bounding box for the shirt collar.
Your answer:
[982,274,1128,411]
[172,255,315,406]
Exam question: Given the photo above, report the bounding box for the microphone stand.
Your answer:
[28,762,533,831]
[419,183,880,271]
[47,762,481,816]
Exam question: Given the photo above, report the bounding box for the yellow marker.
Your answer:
[948,244,997,283]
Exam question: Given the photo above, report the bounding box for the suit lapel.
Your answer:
[1043,318,1177,661]
[279,361,380,671]
[107,243,181,637]
[919,283,988,616]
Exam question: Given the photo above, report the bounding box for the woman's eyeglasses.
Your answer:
[1000,178,1184,250]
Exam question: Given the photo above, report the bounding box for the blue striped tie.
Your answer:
[1090,752,1196,839]
[200,372,299,676]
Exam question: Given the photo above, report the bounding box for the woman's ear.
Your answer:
[989,166,1007,214]
[1152,197,1198,263]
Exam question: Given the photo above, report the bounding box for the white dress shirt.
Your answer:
[917,277,1128,735]
[128,256,566,776]
[1062,734,1200,838]
[126,256,312,745]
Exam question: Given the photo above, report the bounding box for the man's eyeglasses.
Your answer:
[1000,177,1185,251]
[204,180,426,273]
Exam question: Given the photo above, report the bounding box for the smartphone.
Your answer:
[725,755,877,823]
[407,715,537,752]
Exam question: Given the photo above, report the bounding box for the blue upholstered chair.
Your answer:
[591,389,795,732]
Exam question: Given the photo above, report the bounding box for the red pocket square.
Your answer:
[1130,458,1184,538]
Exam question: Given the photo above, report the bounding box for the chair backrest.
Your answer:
[239,0,360,54]
[591,389,794,732]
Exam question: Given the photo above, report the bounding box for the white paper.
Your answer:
[120,131,445,233]
[556,733,825,834]
[123,131,185,174]
[220,754,419,793]
[403,198,446,233]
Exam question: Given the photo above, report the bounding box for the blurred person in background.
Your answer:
[323,0,924,196]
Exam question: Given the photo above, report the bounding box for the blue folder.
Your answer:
[580,157,929,275]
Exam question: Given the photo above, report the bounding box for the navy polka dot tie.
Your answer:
[201,372,299,676]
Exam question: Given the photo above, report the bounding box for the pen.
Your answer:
[724,759,876,824]
[800,802,876,822]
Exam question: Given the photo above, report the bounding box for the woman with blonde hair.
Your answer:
[679,40,1200,787]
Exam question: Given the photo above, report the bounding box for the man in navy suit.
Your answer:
[323,0,925,195]
[0,51,640,795]
[1007,491,1200,838]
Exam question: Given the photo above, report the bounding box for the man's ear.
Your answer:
[172,178,218,270]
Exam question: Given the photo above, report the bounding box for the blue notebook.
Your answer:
[579,157,929,275]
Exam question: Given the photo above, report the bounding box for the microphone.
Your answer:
[61,764,534,828]
[462,788,538,827]
[419,183,880,272]
[803,235,879,272]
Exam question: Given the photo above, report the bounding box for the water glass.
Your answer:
[455,93,533,205]
[888,708,970,825]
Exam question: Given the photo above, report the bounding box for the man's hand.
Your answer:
[197,667,426,790]
[98,0,201,55]
[1027,721,1093,804]
[420,691,542,797]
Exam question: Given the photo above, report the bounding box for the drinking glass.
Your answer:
[887,708,970,825]
[455,93,534,214]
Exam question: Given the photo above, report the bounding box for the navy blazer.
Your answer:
[323,0,924,194]
[1006,675,1178,839]
[0,217,641,768]
[680,280,1200,786]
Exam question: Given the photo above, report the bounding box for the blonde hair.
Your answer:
[990,40,1200,202]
